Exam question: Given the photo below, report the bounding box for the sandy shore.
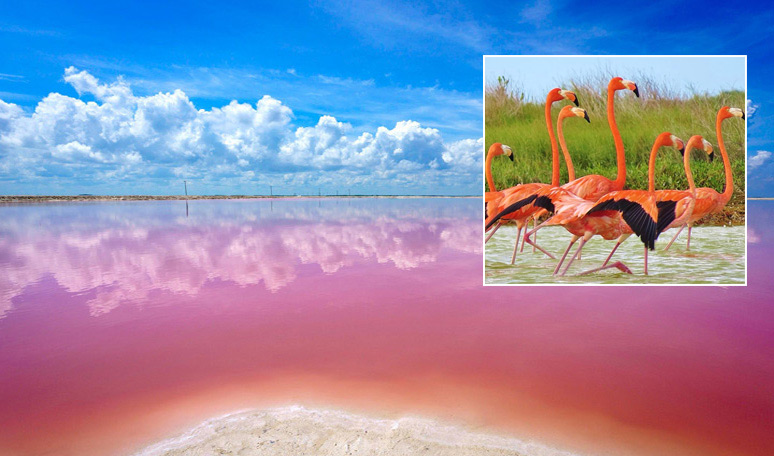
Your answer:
[133,406,577,456]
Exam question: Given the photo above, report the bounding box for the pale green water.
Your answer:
[485,225,746,285]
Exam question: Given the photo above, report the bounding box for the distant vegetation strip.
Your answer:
[0,195,478,203]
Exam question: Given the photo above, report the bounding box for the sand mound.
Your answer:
[134,406,578,456]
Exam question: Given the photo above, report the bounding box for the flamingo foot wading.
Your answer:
[577,261,633,276]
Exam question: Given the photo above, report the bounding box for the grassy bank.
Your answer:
[485,74,746,224]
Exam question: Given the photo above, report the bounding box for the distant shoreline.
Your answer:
[0,195,478,204]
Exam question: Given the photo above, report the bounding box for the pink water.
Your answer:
[0,198,772,455]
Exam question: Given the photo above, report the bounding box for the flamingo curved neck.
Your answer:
[608,85,626,188]
[684,141,697,194]
[557,114,576,182]
[717,113,734,203]
[647,138,665,193]
[485,151,497,192]
[546,95,560,187]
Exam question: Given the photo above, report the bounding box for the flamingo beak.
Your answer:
[508,153,514,162]
[633,85,640,98]
[573,95,579,107]
[742,112,746,120]
[679,146,685,157]
[709,151,715,162]
[583,111,590,123]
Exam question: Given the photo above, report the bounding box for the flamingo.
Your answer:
[664,106,745,251]
[484,142,513,219]
[557,105,590,182]
[485,87,578,258]
[561,77,639,201]
[653,139,712,238]
[514,77,639,252]
[517,105,589,254]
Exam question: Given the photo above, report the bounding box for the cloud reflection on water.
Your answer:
[0,199,481,317]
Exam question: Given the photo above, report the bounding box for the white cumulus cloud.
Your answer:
[749,150,771,170]
[0,68,483,194]
[747,99,758,118]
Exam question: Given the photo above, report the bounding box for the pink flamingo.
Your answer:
[664,106,745,250]
[485,87,578,260]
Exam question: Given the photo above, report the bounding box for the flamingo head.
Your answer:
[686,135,713,161]
[489,143,514,161]
[547,88,579,106]
[559,89,580,106]
[702,138,714,162]
[502,144,514,161]
[610,77,640,97]
[571,107,590,123]
[669,134,685,156]
[718,106,745,121]
[728,107,745,120]
[560,106,590,122]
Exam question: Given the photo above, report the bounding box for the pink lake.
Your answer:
[0,198,772,455]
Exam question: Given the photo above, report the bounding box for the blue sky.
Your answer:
[485,56,745,101]
[0,0,771,195]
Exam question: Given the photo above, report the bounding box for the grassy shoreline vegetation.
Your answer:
[485,73,745,226]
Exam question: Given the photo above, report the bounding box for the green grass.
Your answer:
[485,74,746,197]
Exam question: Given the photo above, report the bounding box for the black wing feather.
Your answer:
[656,200,677,234]
[485,194,537,231]
[533,195,555,213]
[587,198,658,250]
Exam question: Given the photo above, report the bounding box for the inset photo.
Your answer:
[483,55,746,285]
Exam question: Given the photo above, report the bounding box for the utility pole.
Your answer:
[270,185,273,197]
[183,180,189,218]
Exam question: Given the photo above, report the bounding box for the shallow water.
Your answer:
[0,198,772,456]
[485,225,746,285]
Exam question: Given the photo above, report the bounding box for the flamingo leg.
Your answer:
[560,237,587,276]
[553,235,580,275]
[520,222,529,253]
[664,225,684,251]
[523,231,556,260]
[485,221,501,243]
[686,225,692,251]
[644,246,648,275]
[521,219,555,259]
[577,233,634,276]
[601,242,622,267]
[510,226,523,264]
[532,217,537,253]
[577,261,633,276]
